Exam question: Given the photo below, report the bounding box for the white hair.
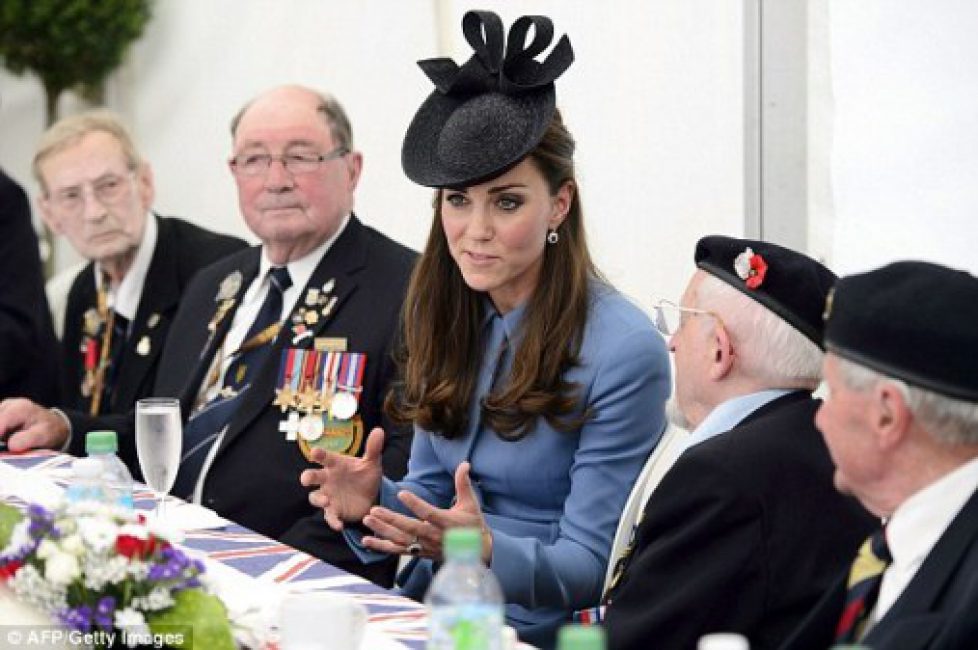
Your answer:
[696,273,824,389]
[836,356,978,446]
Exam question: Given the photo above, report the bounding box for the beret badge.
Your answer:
[733,247,768,290]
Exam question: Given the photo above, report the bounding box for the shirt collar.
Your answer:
[683,388,794,451]
[251,213,350,309]
[96,212,157,321]
[481,296,529,344]
[885,455,978,568]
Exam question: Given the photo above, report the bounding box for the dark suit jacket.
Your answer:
[71,216,416,585]
[604,392,876,650]
[781,486,978,650]
[0,169,61,405]
[61,215,246,414]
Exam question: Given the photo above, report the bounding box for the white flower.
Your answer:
[59,533,86,556]
[9,564,67,613]
[115,608,151,648]
[131,586,174,612]
[734,247,754,280]
[44,551,80,586]
[77,515,119,551]
[83,554,129,590]
[35,539,59,560]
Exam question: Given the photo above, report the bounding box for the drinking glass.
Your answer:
[135,398,182,519]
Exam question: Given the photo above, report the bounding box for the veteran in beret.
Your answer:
[0,86,417,586]
[781,261,978,650]
[602,236,875,650]
[301,10,670,648]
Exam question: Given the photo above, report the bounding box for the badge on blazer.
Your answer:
[83,308,103,337]
[289,278,338,345]
[136,335,151,356]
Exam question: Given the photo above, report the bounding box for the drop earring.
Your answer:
[547,229,559,245]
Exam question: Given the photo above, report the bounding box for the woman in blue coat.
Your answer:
[301,10,670,648]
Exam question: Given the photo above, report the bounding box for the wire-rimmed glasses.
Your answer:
[229,146,349,176]
[653,298,722,337]
[46,171,136,216]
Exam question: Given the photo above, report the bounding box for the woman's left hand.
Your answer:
[361,461,492,563]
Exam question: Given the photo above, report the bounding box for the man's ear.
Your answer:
[707,320,735,381]
[874,381,913,450]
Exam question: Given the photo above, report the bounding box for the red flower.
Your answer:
[115,534,159,559]
[0,560,23,581]
[746,254,768,289]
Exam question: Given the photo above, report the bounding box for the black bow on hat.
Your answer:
[401,10,574,188]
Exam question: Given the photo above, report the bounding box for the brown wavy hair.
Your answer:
[386,110,598,440]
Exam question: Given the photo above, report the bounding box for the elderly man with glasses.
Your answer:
[0,86,417,586]
[17,110,246,418]
[602,236,875,650]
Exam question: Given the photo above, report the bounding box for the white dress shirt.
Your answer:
[95,211,158,324]
[871,454,978,625]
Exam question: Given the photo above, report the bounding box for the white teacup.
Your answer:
[278,592,368,650]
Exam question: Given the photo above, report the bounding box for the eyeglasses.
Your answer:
[653,298,722,337]
[47,172,135,216]
[228,146,349,176]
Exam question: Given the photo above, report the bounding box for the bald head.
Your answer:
[230,85,353,151]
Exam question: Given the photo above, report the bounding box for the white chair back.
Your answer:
[603,423,689,593]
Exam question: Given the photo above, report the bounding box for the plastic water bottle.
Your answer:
[85,430,134,509]
[425,527,504,650]
[65,457,108,503]
[698,633,750,650]
[557,624,606,650]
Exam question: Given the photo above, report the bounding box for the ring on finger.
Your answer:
[406,535,423,556]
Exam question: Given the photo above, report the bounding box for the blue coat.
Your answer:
[357,283,670,648]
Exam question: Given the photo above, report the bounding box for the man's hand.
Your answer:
[0,398,70,452]
[300,426,385,531]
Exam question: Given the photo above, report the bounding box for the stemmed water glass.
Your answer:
[135,398,182,520]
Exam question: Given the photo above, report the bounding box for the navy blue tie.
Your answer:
[171,267,292,499]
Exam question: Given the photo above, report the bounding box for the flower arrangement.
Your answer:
[0,501,234,649]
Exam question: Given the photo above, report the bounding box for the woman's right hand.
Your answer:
[300,426,385,531]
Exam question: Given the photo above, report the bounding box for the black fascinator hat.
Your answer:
[402,10,574,188]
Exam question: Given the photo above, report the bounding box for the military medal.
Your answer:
[298,417,364,461]
[331,352,365,420]
[298,415,325,441]
[216,271,242,302]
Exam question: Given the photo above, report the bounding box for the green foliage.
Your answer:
[0,0,152,119]
[147,588,236,650]
[0,503,23,549]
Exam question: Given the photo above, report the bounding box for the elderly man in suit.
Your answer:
[602,236,875,650]
[0,86,416,585]
[781,261,978,650]
[33,110,245,415]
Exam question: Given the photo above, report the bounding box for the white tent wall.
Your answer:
[0,0,744,310]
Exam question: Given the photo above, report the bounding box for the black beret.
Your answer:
[401,10,574,188]
[695,235,837,348]
[824,261,978,402]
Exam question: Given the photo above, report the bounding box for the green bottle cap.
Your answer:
[443,527,482,559]
[557,624,606,650]
[85,430,119,454]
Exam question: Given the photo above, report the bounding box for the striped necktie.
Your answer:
[171,266,292,499]
[834,528,892,643]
